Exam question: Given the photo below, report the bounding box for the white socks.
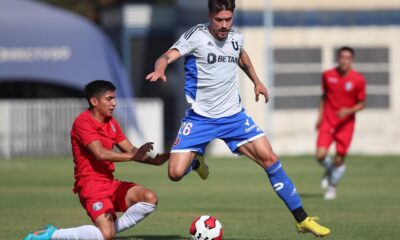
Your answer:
[50,202,156,240]
[330,164,346,186]
[51,225,104,240]
[319,155,333,169]
[115,202,156,233]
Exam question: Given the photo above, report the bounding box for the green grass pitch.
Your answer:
[1,155,399,239]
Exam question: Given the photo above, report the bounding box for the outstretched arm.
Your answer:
[238,49,269,103]
[85,139,167,165]
[146,49,182,82]
[117,139,169,166]
[86,140,137,162]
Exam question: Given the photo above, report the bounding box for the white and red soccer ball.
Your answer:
[190,215,223,240]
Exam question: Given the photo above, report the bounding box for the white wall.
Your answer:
[237,0,400,10]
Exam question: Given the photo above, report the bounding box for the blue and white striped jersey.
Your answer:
[171,23,244,118]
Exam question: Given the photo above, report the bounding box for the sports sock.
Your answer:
[291,206,308,223]
[265,160,303,211]
[115,202,156,233]
[51,225,104,240]
[330,164,346,186]
[184,159,200,175]
[319,155,333,169]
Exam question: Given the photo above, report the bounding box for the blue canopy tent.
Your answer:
[0,0,137,127]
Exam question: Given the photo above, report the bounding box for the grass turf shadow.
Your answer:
[299,192,324,199]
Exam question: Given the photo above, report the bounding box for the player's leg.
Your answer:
[317,148,331,189]
[331,153,346,187]
[238,137,330,237]
[332,123,353,187]
[168,151,197,181]
[316,120,333,165]
[170,111,214,181]
[325,121,354,200]
[114,183,158,233]
[52,189,117,240]
[168,151,209,181]
[316,120,335,189]
[316,147,331,168]
[222,111,306,220]
[30,199,115,240]
[220,111,329,236]
[24,181,117,240]
[24,196,114,240]
[324,153,346,200]
[66,199,116,240]
[238,137,304,219]
[94,213,116,240]
[222,111,304,219]
[24,224,105,240]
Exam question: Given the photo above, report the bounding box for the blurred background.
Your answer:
[0,0,399,159]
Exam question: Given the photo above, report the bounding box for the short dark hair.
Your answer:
[208,0,235,14]
[337,46,355,57]
[84,80,116,107]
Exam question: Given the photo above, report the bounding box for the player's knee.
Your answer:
[260,150,279,168]
[169,173,184,182]
[335,154,346,166]
[316,151,327,161]
[143,190,158,205]
[168,169,184,182]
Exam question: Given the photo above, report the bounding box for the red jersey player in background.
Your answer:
[316,47,366,200]
[24,80,169,240]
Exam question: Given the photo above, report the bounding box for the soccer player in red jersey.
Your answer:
[316,47,366,200]
[24,80,169,240]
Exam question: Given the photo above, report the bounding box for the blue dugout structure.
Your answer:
[0,0,134,100]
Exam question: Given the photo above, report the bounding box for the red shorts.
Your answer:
[317,119,355,156]
[76,179,137,222]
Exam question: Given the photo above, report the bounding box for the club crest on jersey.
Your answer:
[207,41,214,46]
[231,41,239,51]
[92,201,103,211]
[328,77,338,83]
[110,123,116,133]
[345,82,353,91]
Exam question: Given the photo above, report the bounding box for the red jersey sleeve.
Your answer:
[72,119,100,146]
[113,120,126,143]
[357,75,367,101]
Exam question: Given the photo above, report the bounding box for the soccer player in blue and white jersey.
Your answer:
[146,0,330,237]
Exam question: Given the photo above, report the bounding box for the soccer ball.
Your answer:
[190,215,223,240]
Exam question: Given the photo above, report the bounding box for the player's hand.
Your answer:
[132,142,154,161]
[337,108,353,119]
[254,83,269,103]
[150,153,170,166]
[146,71,167,82]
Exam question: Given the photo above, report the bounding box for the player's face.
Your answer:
[91,91,116,118]
[337,50,354,73]
[208,10,233,41]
